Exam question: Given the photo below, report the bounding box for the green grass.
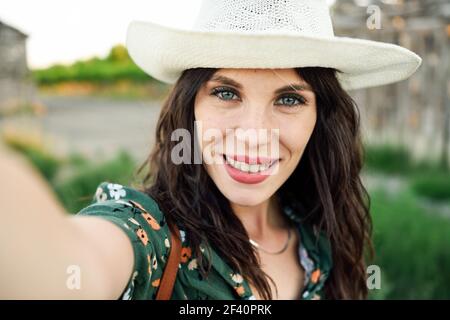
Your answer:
[369,188,450,299]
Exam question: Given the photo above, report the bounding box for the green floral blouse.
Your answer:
[76,181,333,300]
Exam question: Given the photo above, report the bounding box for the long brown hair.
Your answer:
[136,67,373,299]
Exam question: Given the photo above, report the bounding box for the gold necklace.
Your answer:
[249,227,292,255]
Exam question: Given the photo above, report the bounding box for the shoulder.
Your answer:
[76,181,172,299]
[87,182,165,222]
[77,181,170,252]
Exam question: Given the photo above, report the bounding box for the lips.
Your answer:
[226,154,278,166]
[222,154,280,184]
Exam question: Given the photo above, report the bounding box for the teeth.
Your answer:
[225,155,273,173]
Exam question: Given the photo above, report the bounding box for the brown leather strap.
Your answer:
[155,221,181,300]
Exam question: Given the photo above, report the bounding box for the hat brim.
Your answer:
[126,20,422,91]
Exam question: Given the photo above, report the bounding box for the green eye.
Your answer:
[211,87,239,101]
[275,94,307,107]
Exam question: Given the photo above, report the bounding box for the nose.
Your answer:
[232,102,278,157]
[237,101,273,131]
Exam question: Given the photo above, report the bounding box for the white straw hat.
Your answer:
[126,0,422,91]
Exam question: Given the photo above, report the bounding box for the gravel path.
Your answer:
[0,94,163,163]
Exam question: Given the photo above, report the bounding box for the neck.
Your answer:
[231,195,286,241]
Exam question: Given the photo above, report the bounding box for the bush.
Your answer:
[2,130,62,181]
[32,45,152,85]
[364,144,412,174]
[369,188,450,299]
[1,131,140,213]
[363,143,449,177]
[54,150,138,213]
[411,172,450,201]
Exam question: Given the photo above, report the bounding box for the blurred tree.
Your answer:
[106,44,130,63]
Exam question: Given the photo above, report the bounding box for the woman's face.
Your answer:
[194,68,317,206]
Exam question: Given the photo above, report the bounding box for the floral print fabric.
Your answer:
[76,181,333,300]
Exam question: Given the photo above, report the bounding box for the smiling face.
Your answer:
[194,68,317,206]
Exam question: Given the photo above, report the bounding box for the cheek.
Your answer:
[194,100,206,123]
[194,103,227,165]
[281,111,317,158]
[195,100,230,130]
[195,100,239,155]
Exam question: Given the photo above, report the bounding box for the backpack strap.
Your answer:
[155,221,182,300]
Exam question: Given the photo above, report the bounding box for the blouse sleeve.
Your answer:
[76,182,170,300]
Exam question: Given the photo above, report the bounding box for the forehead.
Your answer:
[207,68,311,90]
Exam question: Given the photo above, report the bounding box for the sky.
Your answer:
[0,0,336,69]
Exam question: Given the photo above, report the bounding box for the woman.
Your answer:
[0,0,421,300]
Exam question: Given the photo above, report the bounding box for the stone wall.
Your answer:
[0,21,35,110]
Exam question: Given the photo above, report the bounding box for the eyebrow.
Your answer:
[209,74,313,94]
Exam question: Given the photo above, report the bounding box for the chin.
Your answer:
[217,183,275,207]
